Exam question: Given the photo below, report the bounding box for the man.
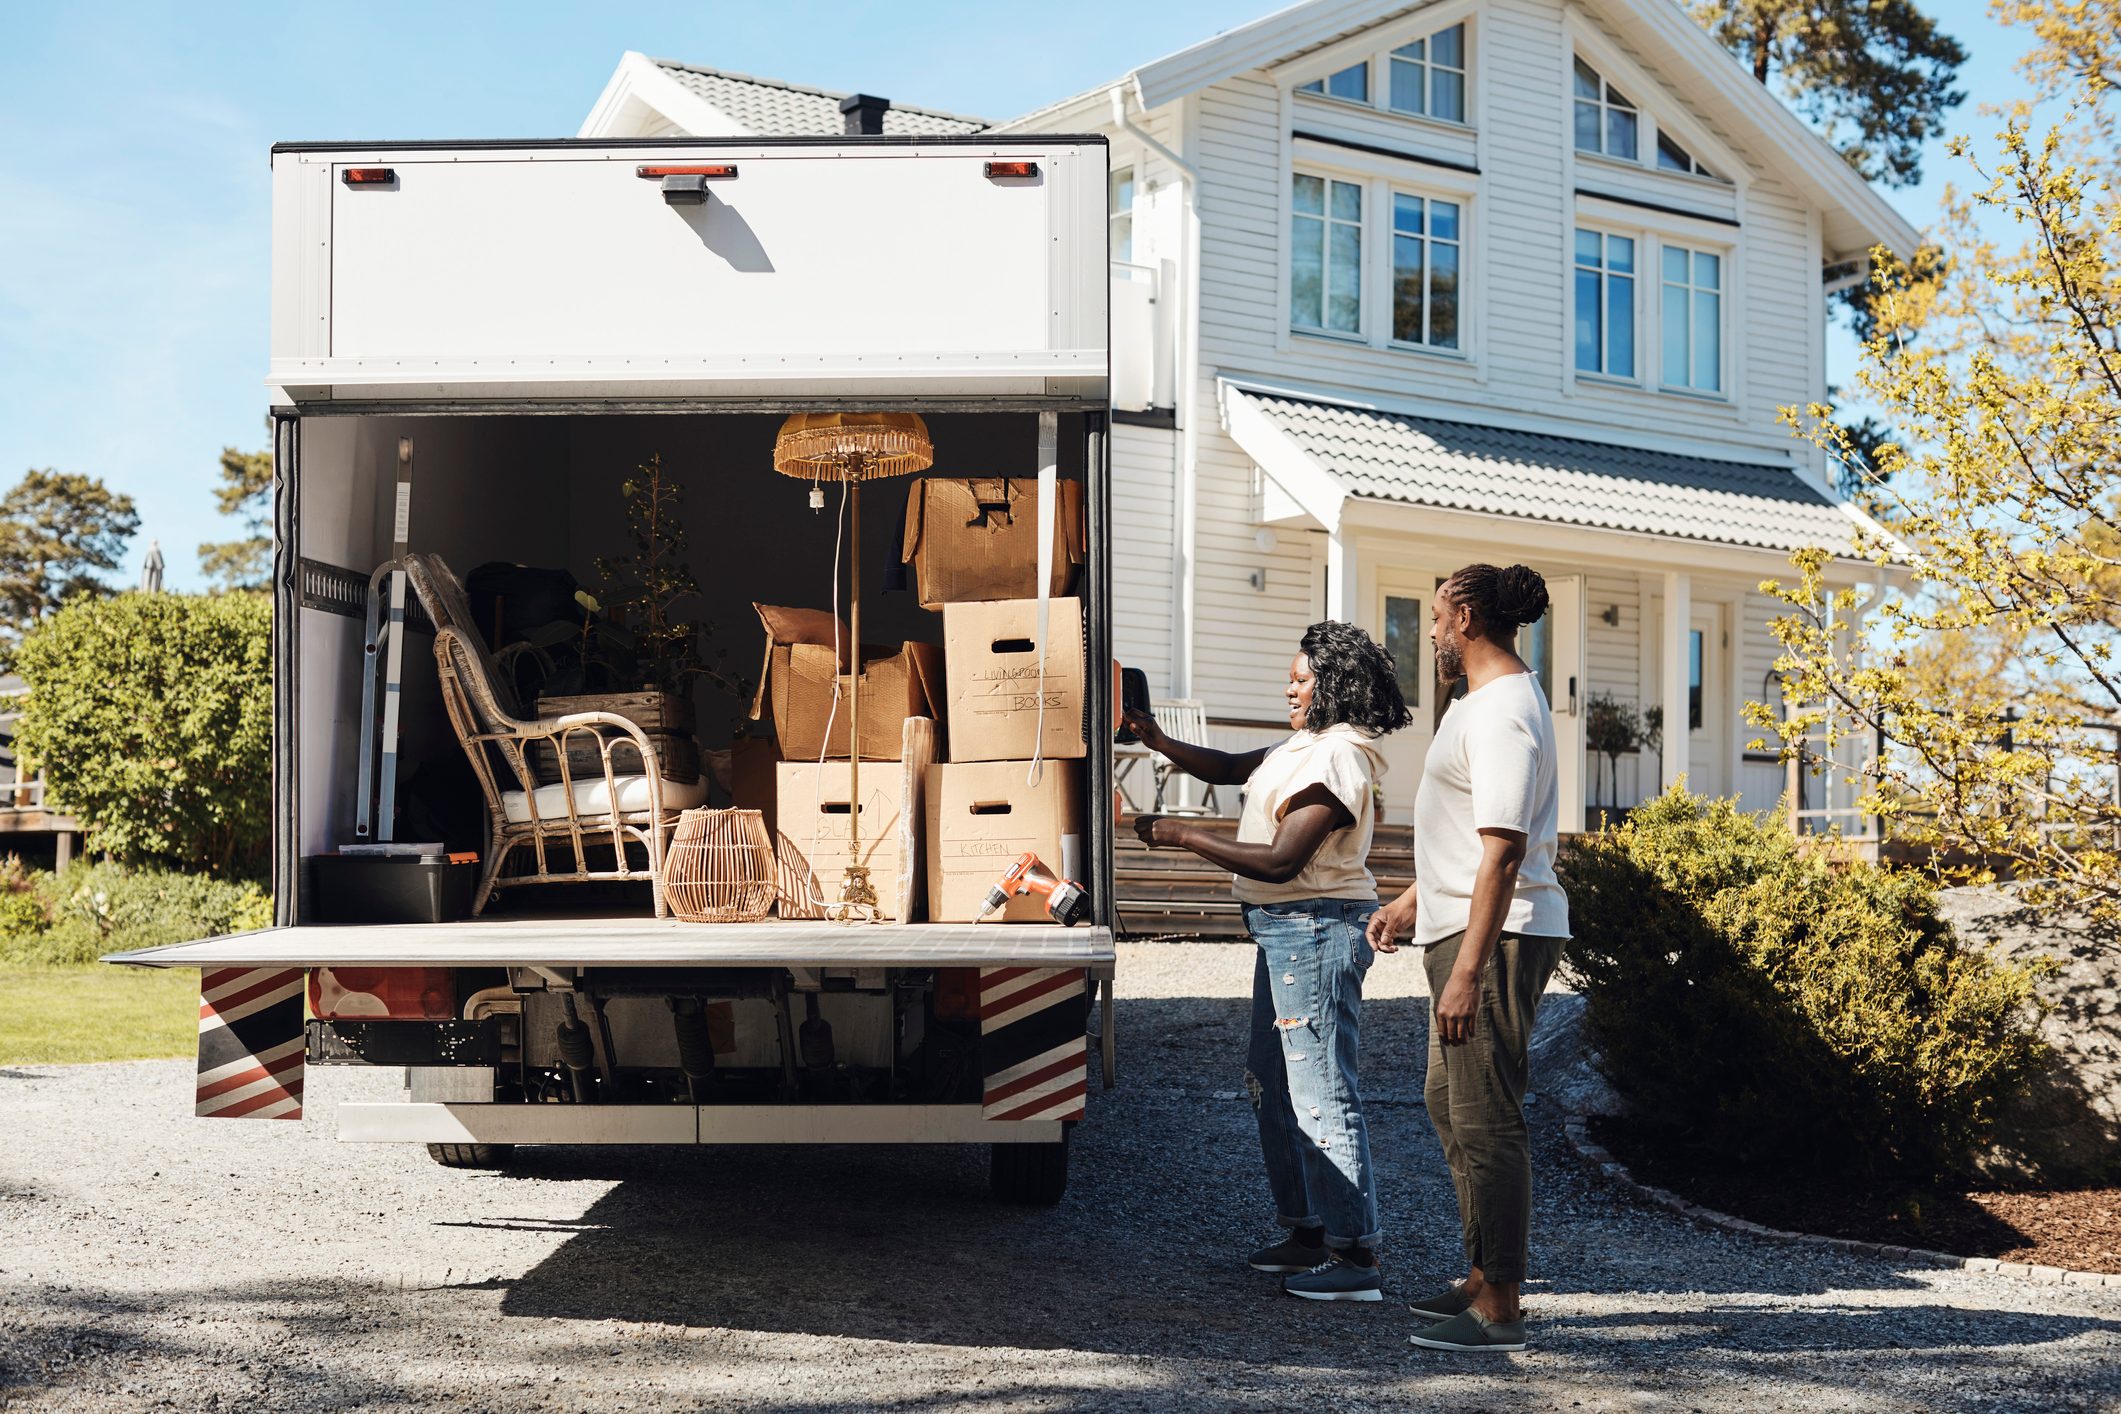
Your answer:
[1368,563,1571,1354]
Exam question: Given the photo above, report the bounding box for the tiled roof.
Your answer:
[652,61,989,136]
[1234,387,1862,554]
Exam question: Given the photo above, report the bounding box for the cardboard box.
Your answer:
[901,477,1086,610]
[943,597,1087,763]
[750,603,944,761]
[776,717,936,922]
[925,761,1086,923]
[729,736,780,842]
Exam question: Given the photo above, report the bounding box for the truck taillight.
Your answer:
[983,161,1039,179]
[308,967,455,1021]
[934,968,981,1021]
[341,167,396,185]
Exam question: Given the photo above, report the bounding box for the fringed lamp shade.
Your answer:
[772,412,934,481]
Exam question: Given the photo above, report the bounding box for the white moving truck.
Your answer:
[109,134,1116,1203]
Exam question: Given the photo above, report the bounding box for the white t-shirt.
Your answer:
[1230,724,1387,905]
[1412,672,1570,945]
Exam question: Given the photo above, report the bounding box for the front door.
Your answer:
[1686,605,1724,796]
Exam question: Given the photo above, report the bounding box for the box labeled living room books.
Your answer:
[941,597,1086,764]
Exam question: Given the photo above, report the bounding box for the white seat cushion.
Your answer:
[501,773,709,825]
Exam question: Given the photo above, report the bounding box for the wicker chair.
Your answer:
[404,554,706,917]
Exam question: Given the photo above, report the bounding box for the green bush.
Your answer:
[1559,787,2052,1182]
[0,862,272,966]
[0,855,50,937]
[12,592,270,872]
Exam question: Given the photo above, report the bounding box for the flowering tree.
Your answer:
[1754,13,2121,925]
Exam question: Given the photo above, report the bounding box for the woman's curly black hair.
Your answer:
[1298,620,1414,735]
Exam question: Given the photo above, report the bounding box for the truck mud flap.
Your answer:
[197,967,306,1120]
[979,967,1088,1123]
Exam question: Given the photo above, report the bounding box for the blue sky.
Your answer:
[0,0,2038,590]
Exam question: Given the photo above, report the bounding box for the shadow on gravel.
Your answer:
[428,995,2121,1376]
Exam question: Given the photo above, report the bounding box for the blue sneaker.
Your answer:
[1248,1233,1329,1274]
[1282,1253,1383,1302]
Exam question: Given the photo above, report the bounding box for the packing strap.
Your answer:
[1030,412,1058,786]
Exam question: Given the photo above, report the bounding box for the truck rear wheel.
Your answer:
[989,1131,1070,1205]
[426,1143,516,1169]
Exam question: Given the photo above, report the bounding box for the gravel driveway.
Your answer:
[3,941,2118,1412]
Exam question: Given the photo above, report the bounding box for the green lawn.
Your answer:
[0,964,198,1065]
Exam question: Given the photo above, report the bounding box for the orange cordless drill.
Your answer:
[977,852,1088,926]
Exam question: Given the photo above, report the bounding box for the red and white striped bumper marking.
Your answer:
[197,967,304,1120]
[979,966,1087,1123]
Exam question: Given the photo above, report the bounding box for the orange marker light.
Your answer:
[341,167,396,185]
[635,164,738,179]
[984,160,1040,178]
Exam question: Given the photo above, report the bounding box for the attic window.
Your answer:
[1656,131,1716,180]
[1389,24,1466,122]
[1299,62,1370,102]
[1573,57,1637,161]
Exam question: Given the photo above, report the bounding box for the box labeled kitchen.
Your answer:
[924,760,1085,923]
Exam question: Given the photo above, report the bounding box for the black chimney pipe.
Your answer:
[839,93,890,136]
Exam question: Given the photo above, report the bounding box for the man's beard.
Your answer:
[1435,639,1463,684]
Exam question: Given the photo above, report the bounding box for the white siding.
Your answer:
[1111,422,1176,692]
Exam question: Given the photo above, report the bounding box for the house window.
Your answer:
[1573,57,1638,160]
[1292,173,1363,335]
[1661,244,1723,392]
[1110,165,1135,264]
[1656,132,1715,180]
[1525,612,1553,704]
[1384,594,1422,707]
[1299,61,1370,102]
[1389,23,1466,122]
[1391,193,1461,349]
[1574,229,1636,378]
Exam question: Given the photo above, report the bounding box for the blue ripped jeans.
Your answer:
[1242,898,1380,1251]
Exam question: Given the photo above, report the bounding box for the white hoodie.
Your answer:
[1231,723,1389,905]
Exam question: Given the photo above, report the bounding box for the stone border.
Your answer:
[1562,1114,2121,1290]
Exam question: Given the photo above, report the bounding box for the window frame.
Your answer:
[1572,56,1639,163]
[1572,225,1641,384]
[1283,144,1482,363]
[1289,170,1367,339]
[1386,188,1466,353]
[1386,23,1469,124]
[1285,12,1479,133]
[1658,240,1726,396]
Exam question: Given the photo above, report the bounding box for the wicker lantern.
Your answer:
[772,412,933,918]
[664,808,776,924]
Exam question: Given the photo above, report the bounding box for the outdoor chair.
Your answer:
[404,553,706,917]
[1136,698,1222,817]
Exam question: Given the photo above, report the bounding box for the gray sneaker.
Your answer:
[1407,1308,1527,1353]
[1248,1234,1329,1274]
[1406,1282,1473,1322]
[1282,1253,1384,1302]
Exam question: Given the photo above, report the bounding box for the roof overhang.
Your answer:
[580,51,748,139]
[1219,378,1897,580]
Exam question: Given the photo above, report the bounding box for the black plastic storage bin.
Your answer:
[309,851,477,924]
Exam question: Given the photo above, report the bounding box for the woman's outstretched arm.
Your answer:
[1133,784,1353,884]
[1121,706,1270,786]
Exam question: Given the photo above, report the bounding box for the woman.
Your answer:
[1127,620,1412,1302]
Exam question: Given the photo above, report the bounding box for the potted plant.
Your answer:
[533,454,751,784]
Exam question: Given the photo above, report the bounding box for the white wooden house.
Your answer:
[582,0,1912,828]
